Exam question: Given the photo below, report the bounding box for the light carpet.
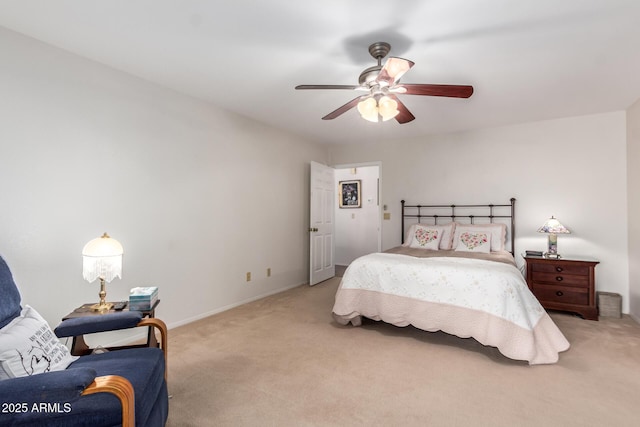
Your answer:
[165,277,640,426]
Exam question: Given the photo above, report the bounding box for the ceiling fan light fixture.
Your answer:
[357,95,399,123]
[357,97,379,122]
[378,96,399,121]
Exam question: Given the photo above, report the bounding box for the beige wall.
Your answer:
[328,112,630,313]
[627,98,640,321]
[0,27,328,331]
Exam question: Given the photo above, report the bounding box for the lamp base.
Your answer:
[92,277,113,312]
[91,301,114,312]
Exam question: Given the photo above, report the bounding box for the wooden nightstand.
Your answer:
[524,255,599,320]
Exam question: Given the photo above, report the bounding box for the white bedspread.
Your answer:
[333,252,570,364]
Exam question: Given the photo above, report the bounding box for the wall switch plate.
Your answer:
[384,213,391,220]
[267,268,271,277]
[246,272,251,281]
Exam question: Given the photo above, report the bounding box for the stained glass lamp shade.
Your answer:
[537,217,570,258]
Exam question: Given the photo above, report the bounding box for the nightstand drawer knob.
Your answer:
[556,267,563,272]
[556,291,564,297]
[556,276,563,281]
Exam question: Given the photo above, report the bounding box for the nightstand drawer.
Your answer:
[530,262,590,276]
[530,271,589,287]
[532,285,589,306]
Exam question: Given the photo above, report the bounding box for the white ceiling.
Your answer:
[1,0,639,144]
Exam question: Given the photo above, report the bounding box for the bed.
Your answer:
[332,198,570,365]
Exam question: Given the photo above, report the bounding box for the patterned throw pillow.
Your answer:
[409,225,443,250]
[0,305,78,379]
[452,223,506,252]
[403,222,455,250]
[454,231,492,253]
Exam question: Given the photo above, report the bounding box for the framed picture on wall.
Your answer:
[339,180,361,208]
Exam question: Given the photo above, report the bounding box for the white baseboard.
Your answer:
[68,282,307,349]
[165,282,305,330]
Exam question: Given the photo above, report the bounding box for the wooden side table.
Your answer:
[61,300,160,356]
[524,255,599,320]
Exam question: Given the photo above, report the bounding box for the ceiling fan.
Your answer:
[295,42,473,124]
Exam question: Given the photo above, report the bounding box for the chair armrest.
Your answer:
[54,314,168,381]
[0,368,97,404]
[0,369,135,427]
[54,311,143,338]
[138,318,168,379]
[82,375,135,427]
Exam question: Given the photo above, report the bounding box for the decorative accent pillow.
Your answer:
[452,223,507,252]
[0,305,78,380]
[454,231,492,253]
[403,222,455,250]
[409,225,443,250]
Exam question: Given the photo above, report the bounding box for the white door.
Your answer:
[309,161,335,285]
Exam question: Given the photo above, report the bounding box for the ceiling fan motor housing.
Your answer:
[359,42,393,87]
[359,65,383,86]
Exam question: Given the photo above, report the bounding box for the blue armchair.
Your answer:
[0,256,168,426]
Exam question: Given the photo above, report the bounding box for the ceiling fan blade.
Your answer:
[321,97,362,120]
[398,84,474,98]
[377,57,414,85]
[295,85,361,90]
[388,95,415,124]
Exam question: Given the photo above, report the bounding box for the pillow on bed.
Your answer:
[408,224,443,250]
[454,231,492,253]
[452,223,506,252]
[403,222,455,250]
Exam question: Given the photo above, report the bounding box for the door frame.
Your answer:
[333,161,382,255]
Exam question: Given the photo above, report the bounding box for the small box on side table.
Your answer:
[129,286,158,311]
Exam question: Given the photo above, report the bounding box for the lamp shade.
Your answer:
[82,232,123,283]
[357,97,378,122]
[378,96,399,121]
[357,95,399,122]
[537,216,570,234]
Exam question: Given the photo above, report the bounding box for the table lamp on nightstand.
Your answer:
[537,216,570,259]
[82,232,123,312]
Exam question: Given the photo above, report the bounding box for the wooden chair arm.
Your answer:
[82,375,135,427]
[137,318,168,379]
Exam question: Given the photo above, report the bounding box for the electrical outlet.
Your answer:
[267,268,271,277]
[246,272,251,281]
